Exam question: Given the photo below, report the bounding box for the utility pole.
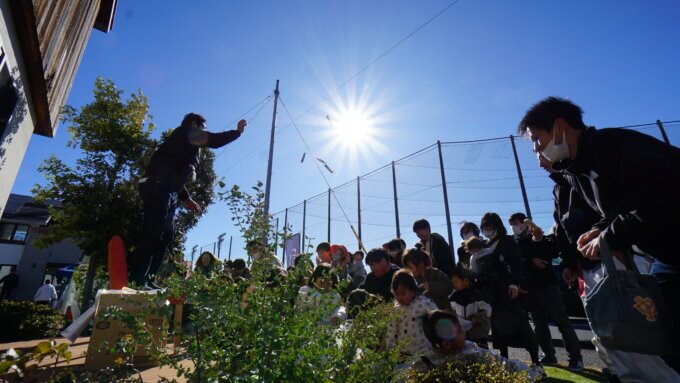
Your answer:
[264,80,280,217]
[217,233,226,259]
[228,236,233,260]
[191,245,198,266]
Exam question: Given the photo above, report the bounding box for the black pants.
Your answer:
[492,296,540,364]
[128,180,178,285]
[531,284,582,362]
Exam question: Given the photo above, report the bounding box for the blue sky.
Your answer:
[11,0,680,263]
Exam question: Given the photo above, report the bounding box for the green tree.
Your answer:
[32,77,216,309]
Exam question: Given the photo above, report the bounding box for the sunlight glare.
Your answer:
[332,109,372,145]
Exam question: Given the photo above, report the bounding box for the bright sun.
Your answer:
[331,110,372,145]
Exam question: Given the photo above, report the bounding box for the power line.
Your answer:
[274,0,463,139]
[214,93,274,159]
[279,96,366,251]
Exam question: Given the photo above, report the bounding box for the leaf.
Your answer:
[34,341,52,355]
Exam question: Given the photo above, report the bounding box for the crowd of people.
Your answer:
[131,98,679,382]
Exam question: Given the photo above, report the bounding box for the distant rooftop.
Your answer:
[1,193,59,225]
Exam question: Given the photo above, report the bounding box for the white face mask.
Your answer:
[541,128,569,163]
[511,225,525,236]
[462,232,473,241]
[483,229,496,240]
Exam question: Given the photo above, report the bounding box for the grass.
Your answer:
[544,366,606,382]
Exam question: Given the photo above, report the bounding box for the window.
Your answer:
[0,223,13,241]
[0,223,30,244]
[12,225,29,242]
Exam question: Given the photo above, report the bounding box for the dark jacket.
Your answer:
[514,233,558,288]
[423,232,454,276]
[415,267,454,310]
[475,235,524,307]
[145,125,241,197]
[360,264,400,301]
[553,127,680,268]
[0,273,19,292]
[457,245,471,268]
[450,288,492,341]
[550,172,601,271]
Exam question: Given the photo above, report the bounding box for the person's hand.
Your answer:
[532,258,549,269]
[422,282,429,293]
[508,285,519,300]
[237,119,247,133]
[184,198,201,214]
[562,268,578,284]
[577,229,601,260]
[530,226,544,241]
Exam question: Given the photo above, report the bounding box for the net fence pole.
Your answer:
[391,161,401,239]
[509,135,532,220]
[327,188,332,243]
[357,176,362,249]
[437,141,455,259]
[228,236,233,261]
[656,120,671,145]
[302,199,307,253]
[283,208,289,265]
[274,217,280,259]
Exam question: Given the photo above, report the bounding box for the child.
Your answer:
[297,263,347,325]
[450,265,492,348]
[347,251,367,287]
[386,269,439,358]
[463,236,491,275]
[420,310,545,381]
[402,244,453,310]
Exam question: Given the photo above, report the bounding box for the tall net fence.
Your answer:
[259,120,678,267]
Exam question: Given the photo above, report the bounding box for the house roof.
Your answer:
[1,193,59,225]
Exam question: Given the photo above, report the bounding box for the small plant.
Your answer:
[0,340,74,382]
[0,301,70,342]
[406,354,533,383]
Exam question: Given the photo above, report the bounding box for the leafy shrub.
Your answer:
[406,355,533,383]
[0,301,70,342]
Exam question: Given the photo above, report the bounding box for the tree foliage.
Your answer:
[32,77,216,307]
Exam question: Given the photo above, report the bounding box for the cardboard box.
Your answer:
[84,289,167,371]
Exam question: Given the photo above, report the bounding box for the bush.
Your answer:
[0,301,70,342]
[406,355,533,383]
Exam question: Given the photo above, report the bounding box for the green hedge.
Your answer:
[0,301,70,342]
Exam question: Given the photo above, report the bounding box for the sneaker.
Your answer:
[539,355,558,365]
[567,359,584,372]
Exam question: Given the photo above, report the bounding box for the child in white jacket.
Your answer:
[450,265,492,348]
[386,269,439,358]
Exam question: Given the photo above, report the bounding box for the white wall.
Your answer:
[0,2,39,219]
[13,233,83,301]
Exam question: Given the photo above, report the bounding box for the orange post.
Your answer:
[107,235,128,289]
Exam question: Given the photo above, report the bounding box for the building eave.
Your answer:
[94,0,118,33]
[9,0,53,137]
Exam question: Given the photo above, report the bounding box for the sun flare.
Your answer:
[330,109,373,145]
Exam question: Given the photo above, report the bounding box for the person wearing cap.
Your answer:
[128,113,246,289]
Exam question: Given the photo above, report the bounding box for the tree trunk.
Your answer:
[80,254,99,311]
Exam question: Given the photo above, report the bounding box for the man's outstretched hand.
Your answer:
[237,119,247,133]
[184,198,201,214]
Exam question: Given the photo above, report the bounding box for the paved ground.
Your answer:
[0,337,190,383]
[505,317,607,374]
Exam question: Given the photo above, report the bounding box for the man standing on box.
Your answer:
[129,113,246,289]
